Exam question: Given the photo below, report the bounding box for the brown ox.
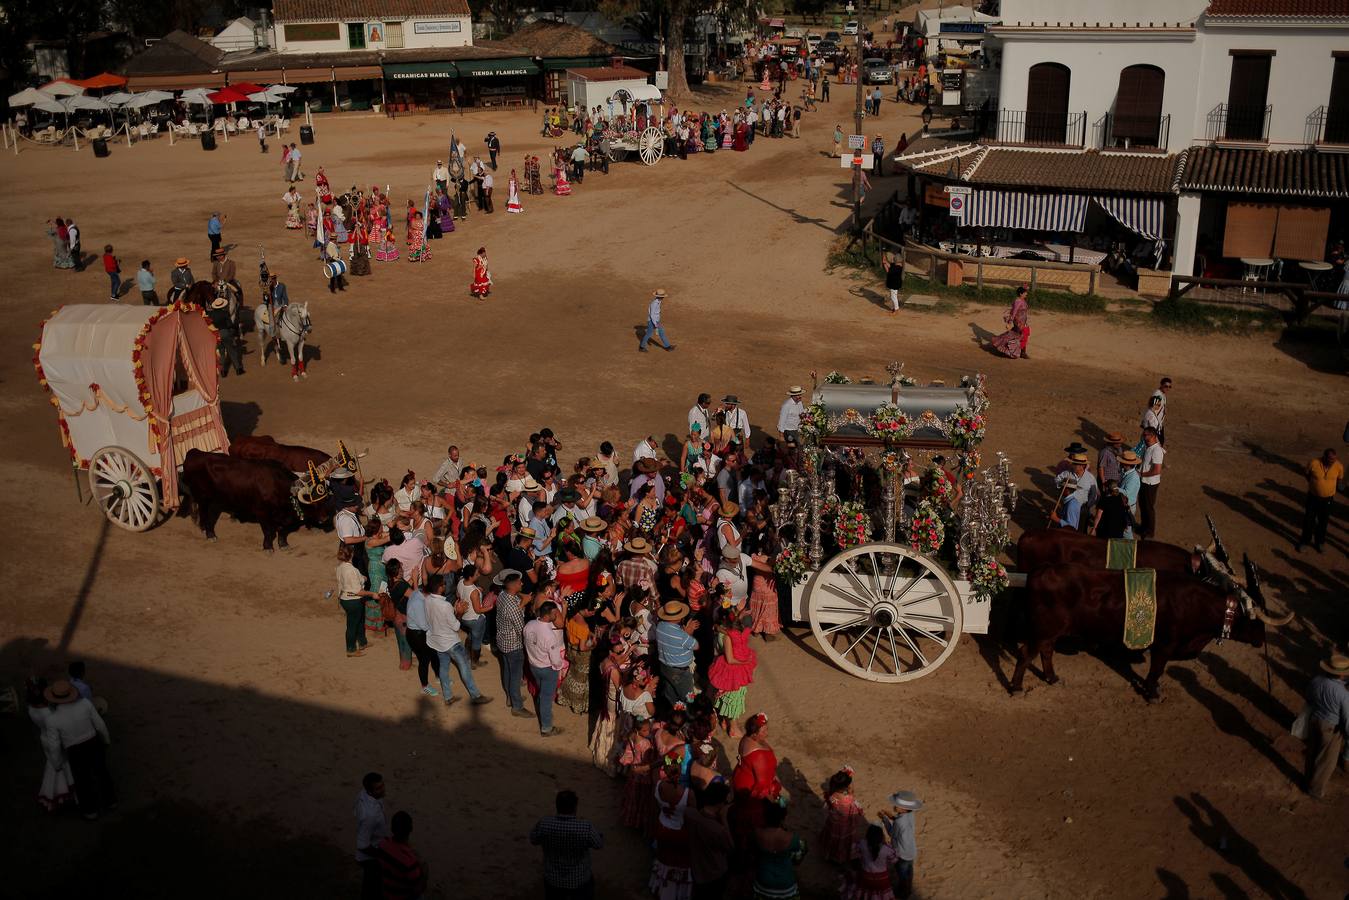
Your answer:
[228,435,330,474]
[1013,560,1290,700]
[180,449,329,550]
[1017,527,1197,575]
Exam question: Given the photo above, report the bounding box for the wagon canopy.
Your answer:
[36,304,226,503]
[812,381,979,446]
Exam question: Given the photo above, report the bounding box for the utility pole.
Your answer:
[850,2,865,234]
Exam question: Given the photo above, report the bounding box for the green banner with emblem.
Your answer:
[1123,567,1157,650]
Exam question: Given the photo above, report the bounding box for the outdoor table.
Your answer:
[1299,260,1332,291]
[1240,257,1274,294]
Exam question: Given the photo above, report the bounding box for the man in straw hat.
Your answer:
[720,395,750,447]
[880,790,924,898]
[1052,452,1097,531]
[1299,649,1349,799]
[1117,449,1142,538]
[1097,431,1124,487]
[654,599,698,706]
[42,679,116,820]
[777,386,805,446]
[168,256,194,304]
[206,290,245,378]
[639,289,675,353]
[616,536,658,601]
[631,456,665,503]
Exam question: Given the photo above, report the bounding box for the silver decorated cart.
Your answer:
[774,364,1017,682]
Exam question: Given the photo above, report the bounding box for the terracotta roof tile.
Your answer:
[964,148,1178,193]
[272,0,470,21]
[1175,146,1349,197]
[499,21,617,58]
[123,30,224,76]
[1206,0,1349,17]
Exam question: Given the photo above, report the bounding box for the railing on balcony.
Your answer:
[1206,102,1272,143]
[1306,105,1349,146]
[1093,112,1170,151]
[981,108,1086,147]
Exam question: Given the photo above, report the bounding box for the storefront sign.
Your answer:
[462,67,532,77]
[366,22,385,43]
[384,65,456,79]
[925,183,950,208]
[939,22,985,33]
[946,186,971,222]
[413,20,462,34]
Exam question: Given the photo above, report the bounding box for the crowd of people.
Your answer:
[330,397,931,899]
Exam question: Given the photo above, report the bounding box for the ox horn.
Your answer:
[1244,555,1293,626]
[306,460,320,489]
[1206,514,1231,569]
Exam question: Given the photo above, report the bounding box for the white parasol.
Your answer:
[8,87,53,106]
[266,84,298,94]
[41,80,84,97]
[102,91,135,106]
[180,88,215,105]
[63,95,111,111]
[123,90,173,109]
[32,97,68,114]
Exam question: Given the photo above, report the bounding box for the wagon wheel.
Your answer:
[607,143,627,163]
[87,446,161,532]
[639,127,664,166]
[806,542,963,682]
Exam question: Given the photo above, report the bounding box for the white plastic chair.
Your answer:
[279,118,291,132]
[237,116,250,129]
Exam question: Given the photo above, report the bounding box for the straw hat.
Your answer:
[788,385,803,396]
[888,790,924,811]
[1068,452,1088,465]
[1118,450,1141,466]
[43,680,80,705]
[518,527,537,539]
[522,478,542,492]
[1320,652,1349,676]
[579,516,607,534]
[624,537,653,555]
[1104,431,1124,444]
[210,296,229,310]
[719,500,740,519]
[653,288,668,298]
[657,600,690,622]
[634,457,660,475]
[493,568,523,586]
[175,257,190,267]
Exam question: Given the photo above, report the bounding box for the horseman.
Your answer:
[167,257,194,304]
[211,247,243,311]
[207,294,245,378]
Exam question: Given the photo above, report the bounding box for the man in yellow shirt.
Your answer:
[1296,448,1342,553]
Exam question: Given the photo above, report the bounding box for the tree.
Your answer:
[468,0,526,36]
[603,0,755,100]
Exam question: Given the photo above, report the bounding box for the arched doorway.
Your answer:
[1026,62,1070,144]
[1113,64,1165,148]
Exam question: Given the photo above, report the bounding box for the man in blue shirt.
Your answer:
[136,260,158,305]
[207,212,225,255]
[403,588,441,697]
[654,601,698,707]
[639,289,675,353]
[1303,651,1349,799]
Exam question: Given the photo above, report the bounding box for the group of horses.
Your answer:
[179,279,312,381]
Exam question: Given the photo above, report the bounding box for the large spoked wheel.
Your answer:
[806,542,963,682]
[607,143,628,163]
[639,127,664,166]
[87,446,161,532]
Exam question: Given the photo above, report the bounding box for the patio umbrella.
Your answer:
[266,84,298,94]
[64,93,116,129]
[32,97,66,114]
[123,90,173,109]
[103,91,135,106]
[229,81,265,96]
[180,88,215,105]
[207,87,251,104]
[74,73,127,90]
[40,79,83,97]
[8,86,52,106]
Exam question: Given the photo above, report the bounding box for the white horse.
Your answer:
[253,302,311,380]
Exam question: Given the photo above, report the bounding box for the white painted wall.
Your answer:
[999,0,1206,28]
[275,15,471,54]
[997,35,1201,151]
[1191,21,1349,147]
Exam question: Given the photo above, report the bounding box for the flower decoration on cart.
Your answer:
[943,404,986,451]
[908,500,945,556]
[774,544,810,587]
[833,500,871,549]
[971,556,1010,603]
[866,402,912,441]
[797,400,832,444]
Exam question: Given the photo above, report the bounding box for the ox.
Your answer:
[1013,556,1290,700]
[229,435,329,473]
[1017,527,1196,575]
[180,449,329,550]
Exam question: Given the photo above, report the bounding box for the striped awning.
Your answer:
[966,190,1089,232]
[1094,196,1165,240]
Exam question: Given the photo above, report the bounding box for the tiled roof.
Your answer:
[1206,0,1349,17]
[122,30,224,76]
[272,0,470,21]
[220,44,521,71]
[967,148,1178,193]
[500,20,617,58]
[893,138,987,178]
[565,65,651,81]
[1175,146,1349,198]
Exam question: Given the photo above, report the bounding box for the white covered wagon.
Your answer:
[34,303,230,531]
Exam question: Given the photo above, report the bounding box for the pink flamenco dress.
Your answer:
[818,791,866,864]
[748,569,781,636]
[553,166,572,196]
[407,215,430,262]
[374,229,400,262]
[707,627,757,721]
[619,734,657,836]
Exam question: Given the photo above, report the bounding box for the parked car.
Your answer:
[806,33,822,50]
[817,40,839,56]
[862,58,894,84]
[824,30,842,42]
[844,20,860,35]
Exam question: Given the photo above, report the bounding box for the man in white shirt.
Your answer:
[777,386,805,444]
[688,393,713,437]
[633,435,659,463]
[42,680,114,819]
[433,159,449,191]
[597,441,620,487]
[423,574,492,706]
[1154,377,1172,445]
[1138,427,1165,539]
[1053,453,1098,531]
[639,288,675,352]
[721,395,751,447]
[524,601,566,736]
[355,771,389,894]
[518,478,544,524]
[433,445,462,485]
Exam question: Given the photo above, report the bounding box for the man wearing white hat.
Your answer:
[639,289,675,353]
[1301,650,1349,799]
[880,790,924,898]
[777,386,805,445]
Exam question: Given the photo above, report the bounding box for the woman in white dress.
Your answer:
[506,169,523,213]
[26,678,74,812]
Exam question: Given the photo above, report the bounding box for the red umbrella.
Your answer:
[207,87,251,104]
[228,81,265,96]
[74,73,128,89]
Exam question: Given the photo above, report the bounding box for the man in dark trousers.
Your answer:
[822,73,831,102]
[485,131,501,170]
[207,295,244,377]
[529,789,604,900]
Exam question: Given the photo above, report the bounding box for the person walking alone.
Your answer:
[207,211,225,256]
[102,244,121,301]
[1297,651,1349,799]
[1295,448,1342,553]
[529,789,604,900]
[884,248,904,313]
[639,288,675,353]
[355,772,390,900]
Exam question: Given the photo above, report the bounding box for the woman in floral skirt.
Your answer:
[818,767,865,865]
[707,606,757,738]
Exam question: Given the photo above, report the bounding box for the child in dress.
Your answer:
[879,790,924,899]
[819,767,866,865]
[619,718,656,835]
[842,824,900,900]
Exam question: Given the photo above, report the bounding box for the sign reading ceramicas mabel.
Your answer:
[413,20,462,33]
[385,66,455,79]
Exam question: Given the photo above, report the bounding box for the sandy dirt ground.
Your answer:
[1,83,1346,899]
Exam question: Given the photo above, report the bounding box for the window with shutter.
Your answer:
[1226,54,1270,141]
[1221,201,1277,259]
[1326,57,1349,144]
[386,21,404,49]
[1113,65,1164,147]
[1026,63,1069,144]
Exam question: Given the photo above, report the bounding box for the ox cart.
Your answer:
[34,304,232,532]
[774,365,1017,683]
[603,125,666,166]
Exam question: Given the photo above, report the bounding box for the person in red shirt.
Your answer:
[102,245,121,301]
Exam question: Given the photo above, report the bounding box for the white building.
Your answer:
[916,4,1001,58]
[272,0,473,54]
[210,17,267,52]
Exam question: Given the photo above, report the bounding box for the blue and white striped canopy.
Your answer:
[1094,195,1165,240]
[966,190,1089,231]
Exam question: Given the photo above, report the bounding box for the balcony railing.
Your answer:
[1093,112,1170,151]
[982,108,1086,147]
[1206,102,1271,143]
[1306,105,1349,146]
